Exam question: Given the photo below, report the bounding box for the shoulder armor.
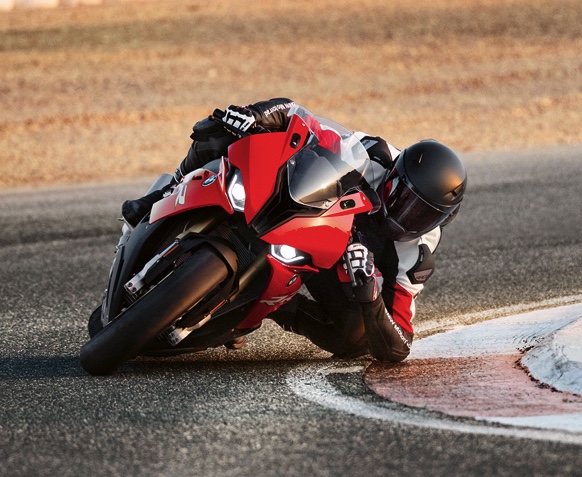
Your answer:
[406,243,435,284]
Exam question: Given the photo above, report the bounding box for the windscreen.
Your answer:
[286,106,371,209]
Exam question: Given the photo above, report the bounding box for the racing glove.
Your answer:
[222,105,257,137]
[343,243,383,303]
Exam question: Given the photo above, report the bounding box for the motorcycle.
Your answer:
[80,105,385,375]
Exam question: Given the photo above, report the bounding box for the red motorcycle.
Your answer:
[80,105,383,375]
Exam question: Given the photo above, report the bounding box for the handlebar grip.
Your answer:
[212,108,226,121]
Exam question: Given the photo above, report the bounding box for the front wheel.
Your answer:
[80,246,231,375]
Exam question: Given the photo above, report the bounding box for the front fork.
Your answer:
[160,249,271,345]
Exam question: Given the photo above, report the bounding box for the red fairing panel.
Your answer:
[320,190,374,218]
[150,159,233,223]
[228,114,311,223]
[236,255,305,329]
[260,191,373,269]
[261,215,351,270]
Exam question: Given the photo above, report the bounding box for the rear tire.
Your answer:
[80,247,230,375]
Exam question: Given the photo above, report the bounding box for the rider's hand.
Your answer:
[343,243,383,302]
[344,243,375,283]
[222,105,257,137]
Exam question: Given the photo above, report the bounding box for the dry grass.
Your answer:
[0,0,580,187]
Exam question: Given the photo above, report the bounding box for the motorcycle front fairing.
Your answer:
[227,108,379,328]
[235,107,376,269]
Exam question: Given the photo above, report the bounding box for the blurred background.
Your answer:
[0,0,580,188]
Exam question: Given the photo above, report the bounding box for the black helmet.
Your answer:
[381,140,467,241]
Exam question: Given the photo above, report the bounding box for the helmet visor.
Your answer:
[383,172,458,241]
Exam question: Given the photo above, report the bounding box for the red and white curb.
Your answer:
[287,298,582,442]
[365,300,582,431]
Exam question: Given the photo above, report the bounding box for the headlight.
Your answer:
[227,170,245,212]
[270,244,310,265]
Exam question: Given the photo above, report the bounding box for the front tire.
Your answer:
[88,305,103,338]
[80,247,231,375]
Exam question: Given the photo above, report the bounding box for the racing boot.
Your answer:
[121,176,178,227]
[121,189,165,228]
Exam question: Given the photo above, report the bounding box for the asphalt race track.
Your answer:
[0,145,581,477]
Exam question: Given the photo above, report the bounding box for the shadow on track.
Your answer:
[0,352,353,380]
[0,355,87,379]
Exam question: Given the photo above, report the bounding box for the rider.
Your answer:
[122,98,467,362]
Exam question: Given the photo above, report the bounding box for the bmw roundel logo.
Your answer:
[202,175,217,186]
